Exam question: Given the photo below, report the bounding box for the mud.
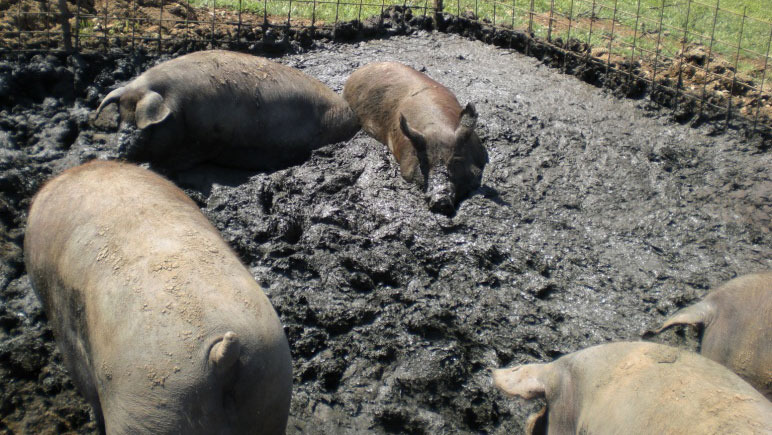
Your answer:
[1,31,770,434]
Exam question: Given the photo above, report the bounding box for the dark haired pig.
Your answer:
[343,62,487,215]
[24,160,292,434]
[492,342,772,434]
[656,272,771,399]
[95,50,359,170]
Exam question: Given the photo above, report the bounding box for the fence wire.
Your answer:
[1,0,770,135]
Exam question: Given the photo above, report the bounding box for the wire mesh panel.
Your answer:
[1,0,769,134]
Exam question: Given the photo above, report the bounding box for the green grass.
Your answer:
[194,0,432,26]
[449,0,770,76]
[181,0,769,76]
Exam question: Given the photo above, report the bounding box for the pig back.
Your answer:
[132,50,357,169]
[344,62,461,145]
[700,273,772,398]
[566,342,772,434]
[24,160,291,433]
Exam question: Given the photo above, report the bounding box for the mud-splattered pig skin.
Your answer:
[493,341,772,434]
[24,160,292,434]
[657,272,772,399]
[96,50,360,170]
[343,61,487,215]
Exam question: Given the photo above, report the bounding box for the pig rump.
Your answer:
[24,160,292,434]
[656,272,772,399]
[492,342,772,434]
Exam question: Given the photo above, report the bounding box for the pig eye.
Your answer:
[450,155,466,166]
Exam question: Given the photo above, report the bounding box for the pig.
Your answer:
[343,62,488,215]
[24,160,292,434]
[492,341,772,434]
[95,50,360,170]
[656,272,771,399]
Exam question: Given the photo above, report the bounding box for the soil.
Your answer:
[1,27,771,435]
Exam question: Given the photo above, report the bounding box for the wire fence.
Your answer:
[1,0,770,135]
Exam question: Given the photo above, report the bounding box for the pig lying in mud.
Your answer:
[656,272,771,399]
[95,50,359,170]
[24,160,292,434]
[343,62,488,215]
[492,342,772,434]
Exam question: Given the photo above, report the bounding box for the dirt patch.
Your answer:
[1,29,771,434]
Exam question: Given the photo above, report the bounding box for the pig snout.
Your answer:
[426,167,455,215]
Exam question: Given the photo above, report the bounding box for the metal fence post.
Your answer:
[510,0,517,30]
[288,0,294,29]
[103,0,108,50]
[16,0,22,49]
[699,0,720,117]
[627,0,642,85]
[263,0,268,35]
[131,0,136,51]
[562,0,575,73]
[74,0,81,51]
[587,0,597,60]
[651,0,666,92]
[237,0,243,42]
[675,0,692,111]
[44,0,51,47]
[725,6,746,129]
[159,0,164,52]
[210,0,216,46]
[606,0,618,77]
[547,0,554,42]
[58,0,73,51]
[752,26,772,133]
[379,0,385,30]
[311,0,317,37]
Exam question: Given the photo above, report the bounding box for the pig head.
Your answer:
[656,272,771,399]
[344,61,488,215]
[493,342,772,434]
[24,160,292,434]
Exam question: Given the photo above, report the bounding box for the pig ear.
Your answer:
[209,331,240,376]
[400,113,426,150]
[95,86,127,119]
[455,102,478,138]
[455,103,478,143]
[492,364,547,400]
[656,300,716,333]
[525,406,548,435]
[135,91,171,129]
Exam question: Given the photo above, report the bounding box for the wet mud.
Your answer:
[1,31,770,433]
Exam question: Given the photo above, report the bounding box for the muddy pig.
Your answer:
[343,62,488,215]
[492,341,772,434]
[24,160,292,434]
[95,50,359,170]
[656,272,771,399]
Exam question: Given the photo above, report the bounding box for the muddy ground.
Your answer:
[1,30,771,434]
